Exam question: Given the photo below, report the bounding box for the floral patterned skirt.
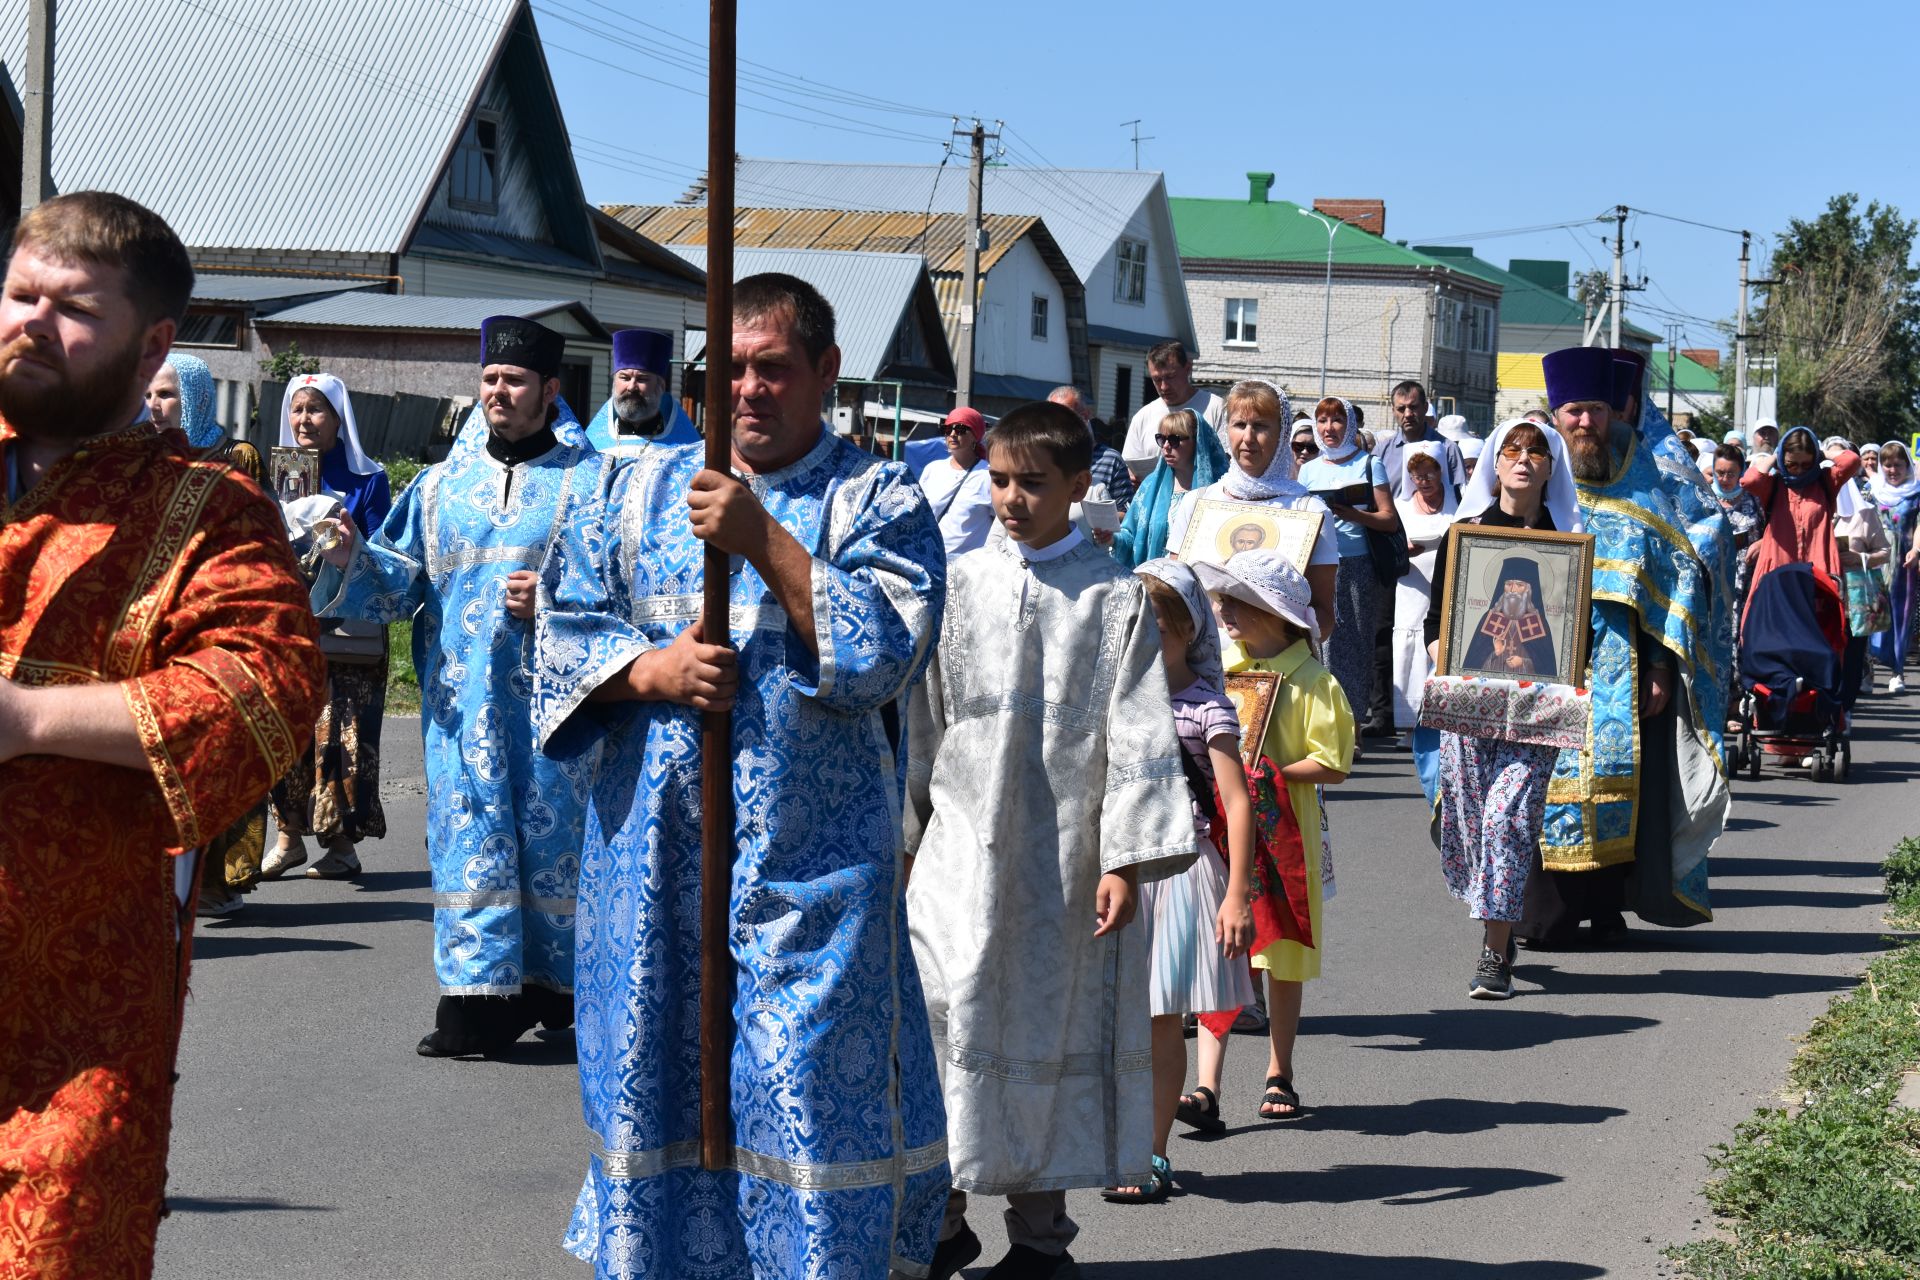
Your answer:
[1437,732,1555,922]
[269,651,389,845]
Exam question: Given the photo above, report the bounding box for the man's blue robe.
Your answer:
[315,435,603,994]
[582,395,700,456]
[534,428,949,1279]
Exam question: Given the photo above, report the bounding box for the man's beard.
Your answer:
[0,332,147,442]
[1566,432,1612,482]
[613,389,663,435]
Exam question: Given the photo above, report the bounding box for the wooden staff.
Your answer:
[700,0,737,1174]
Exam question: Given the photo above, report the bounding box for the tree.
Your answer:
[1752,194,1920,435]
[259,342,321,382]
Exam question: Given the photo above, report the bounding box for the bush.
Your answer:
[1885,836,1920,928]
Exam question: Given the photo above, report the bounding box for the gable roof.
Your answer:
[1171,195,1451,270]
[0,0,575,256]
[254,295,609,339]
[606,205,1046,278]
[719,159,1167,286]
[1648,349,1723,395]
[666,245,953,385]
[1411,246,1660,344]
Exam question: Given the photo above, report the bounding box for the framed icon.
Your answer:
[1178,497,1323,573]
[269,446,321,504]
[1435,524,1595,684]
[1223,670,1281,769]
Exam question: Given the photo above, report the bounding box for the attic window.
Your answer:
[451,113,501,213]
[1114,238,1148,305]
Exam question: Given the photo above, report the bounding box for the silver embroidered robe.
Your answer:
[905,538,1195,1195]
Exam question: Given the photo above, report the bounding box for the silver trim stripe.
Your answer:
[596,1138,947,1191]
[435,890,578,914]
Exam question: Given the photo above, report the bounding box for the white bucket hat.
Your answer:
[1193,549,1321,645]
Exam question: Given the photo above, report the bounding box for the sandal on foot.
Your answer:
[1175,1085,1226,1134]
[1101,1154,1172,1204]
[1257,1074,1303,1121]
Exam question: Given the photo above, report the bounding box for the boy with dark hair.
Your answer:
[906,399,1195,1279]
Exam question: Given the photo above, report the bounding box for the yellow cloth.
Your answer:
[1224,637,1355,982]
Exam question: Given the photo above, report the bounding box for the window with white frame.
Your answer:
[1437,298,1462,350]
[1224,297,1258,346]
[1031,294,1049,340]
[1114,238,1148,304]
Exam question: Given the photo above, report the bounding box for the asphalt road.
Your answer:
[157,694,1919,1278]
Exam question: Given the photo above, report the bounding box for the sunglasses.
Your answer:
[1291,441,1319,456]
[1499,444,1551,461]
[942,425,973,437]
[1153,433,1191,447]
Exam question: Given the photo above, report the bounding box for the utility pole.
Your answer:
[1666,322,1680,422]
[1733,230,1751,432]
[954,119,998,409]
[1120,119,1154,170]
[1608,204,1627,349]
[22,0,55,211]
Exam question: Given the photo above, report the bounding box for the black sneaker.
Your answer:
[984,1244,1080,1280]
[1469,945,1514,1000]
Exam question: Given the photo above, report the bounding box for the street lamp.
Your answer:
[1298,208,1336,398]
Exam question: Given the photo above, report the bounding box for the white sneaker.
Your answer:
[195,892,243,919]
[1890,676,1907,694]
[261,835,308,879]
[306,842,362,880]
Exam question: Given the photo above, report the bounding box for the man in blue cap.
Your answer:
[314,314,605,1055]
[1518,345,1732,949]
[584,326,700,457]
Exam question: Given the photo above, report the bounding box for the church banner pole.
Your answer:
[699,0,737,1174]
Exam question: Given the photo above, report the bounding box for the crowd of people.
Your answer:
[3,189,1915,1280]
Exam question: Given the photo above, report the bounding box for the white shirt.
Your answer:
[1123,389,1228,468]
[919,456,995,557]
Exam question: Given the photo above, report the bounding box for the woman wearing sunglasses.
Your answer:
[1113,408,1229,567]
[1423,418,1582,999]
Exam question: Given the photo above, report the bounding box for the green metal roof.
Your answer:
[1649,349,1723,394]
[1413,245,1661,343]
[1170,196,1453,270]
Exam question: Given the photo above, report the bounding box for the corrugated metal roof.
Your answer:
[667,246,924,383]
[254,294,596,335]
[190,275,386,304]
[1413,247,1659,342]
[0,0,517,252]
[724,159,1165,284]
[605,205,1037,277]
[1171,194,1449,269]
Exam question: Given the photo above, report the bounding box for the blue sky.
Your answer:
[539,0,1919,355]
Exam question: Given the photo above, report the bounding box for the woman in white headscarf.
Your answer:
[1869,439,1920,691]
[1165,379,1340,637]
[263,375,394,881]
[1424,418,1583,999]
[1295,396,1397,734]
[1390,440,1458,731]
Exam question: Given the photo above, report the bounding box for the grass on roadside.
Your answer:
[1666,840,1920,1280]
[1886,837,1920,930]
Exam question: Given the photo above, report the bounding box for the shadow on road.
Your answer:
[1722,815,1777,833]
[1710,886,1886,910]
[212,896,433,931]
[165,1196,335,1215]
[1176,1161,1563,1206]
[1711,856,1884,880]
[190,935,369,960]
[1302,1009,1656,1052]
[1518,965,1854,1000]
[1287,1097,1625,1138]
[1084,1245,1604,1278]
[1645,929,1898,957]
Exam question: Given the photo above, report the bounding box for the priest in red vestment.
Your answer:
[0,192,325,1278]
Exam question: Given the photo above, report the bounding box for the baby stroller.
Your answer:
[1731,562,1850,782]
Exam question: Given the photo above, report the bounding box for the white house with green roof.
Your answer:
[1170,173,1502,430]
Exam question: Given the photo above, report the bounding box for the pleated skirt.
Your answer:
[1142,836,1257,1017]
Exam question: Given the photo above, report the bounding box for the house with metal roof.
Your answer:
[1170,174,1503,430]
[685,158,1196,426]
[0,0,702,446]
[1407,248,1661,421]
[608,205,1082,419]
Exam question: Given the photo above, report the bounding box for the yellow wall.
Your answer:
[1498,351,1548,391]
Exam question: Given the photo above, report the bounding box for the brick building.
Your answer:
[1170,174,1502,430]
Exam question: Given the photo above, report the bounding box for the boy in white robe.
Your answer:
[905,401,1196,1280]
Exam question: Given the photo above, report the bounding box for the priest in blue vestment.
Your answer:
[583,326,700,457]
[534,274,949,1280]
[314,316,605,1055]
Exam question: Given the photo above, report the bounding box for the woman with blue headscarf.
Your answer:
[1740,425,1859,621]
[1112,406,1228,567]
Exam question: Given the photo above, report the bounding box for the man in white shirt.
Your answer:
[1121,341,1226,482]
[918,406,995,557]
[1373,379,1465,495]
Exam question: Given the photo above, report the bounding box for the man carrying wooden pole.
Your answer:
[531,11,954,1275]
